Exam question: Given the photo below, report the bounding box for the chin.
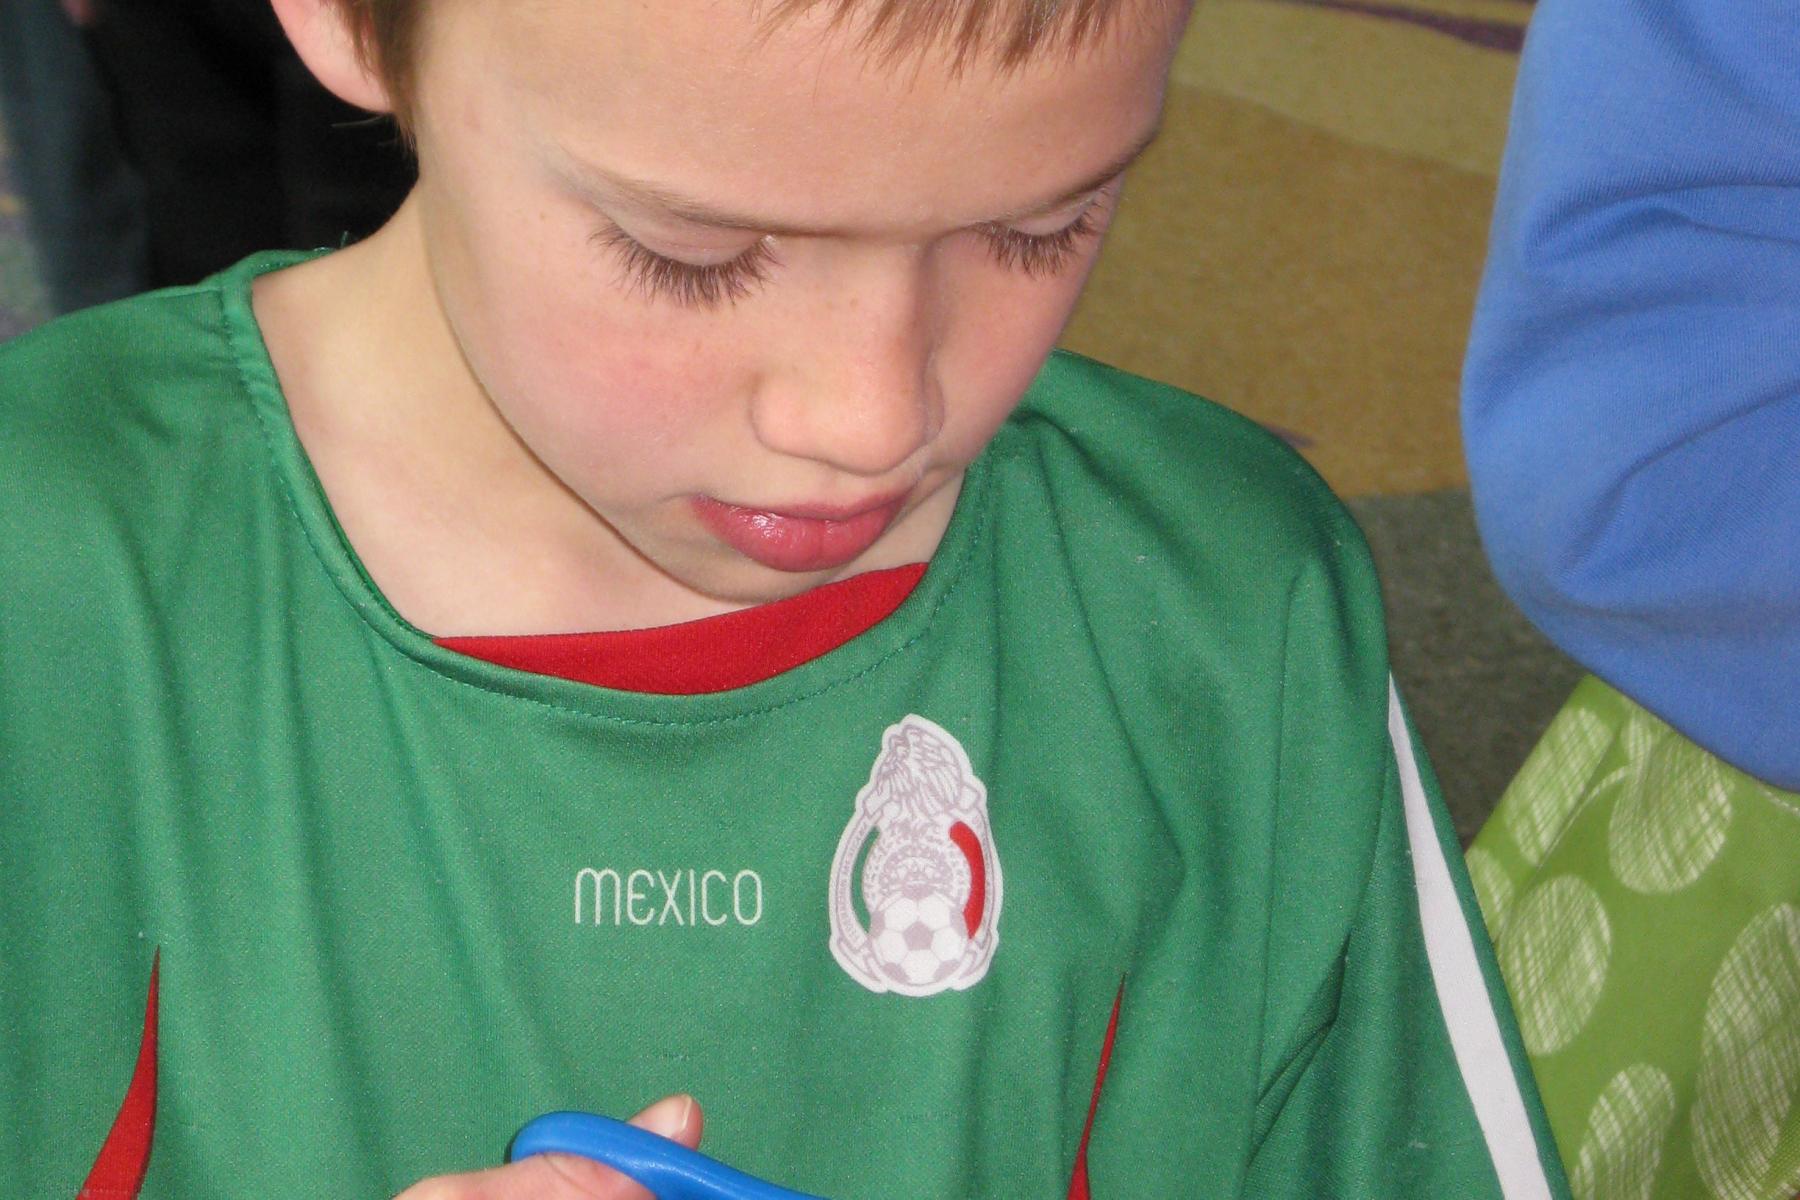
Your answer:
[684,562,839,608]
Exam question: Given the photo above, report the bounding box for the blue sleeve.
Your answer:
[1461,0,1800,789]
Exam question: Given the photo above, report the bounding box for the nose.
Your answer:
[749,255,940,477]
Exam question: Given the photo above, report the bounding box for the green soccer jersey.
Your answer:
[0,252,1569,1198]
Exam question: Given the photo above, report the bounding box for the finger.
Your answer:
[532,1095,705,1198]
[396,1095,703,1200]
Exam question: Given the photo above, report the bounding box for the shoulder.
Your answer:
[0,276,247,461]
[0,269,269,599]
[996,350,1384,647]
[983,352,1395,842]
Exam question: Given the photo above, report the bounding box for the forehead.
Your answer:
[420,0,1187,231]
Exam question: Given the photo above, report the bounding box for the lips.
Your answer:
[692,493,906,573]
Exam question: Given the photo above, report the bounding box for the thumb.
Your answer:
[397,1095,703,1200]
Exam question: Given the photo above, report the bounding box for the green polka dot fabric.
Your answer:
[1470,676,1800,1200]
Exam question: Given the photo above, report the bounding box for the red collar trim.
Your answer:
[436,563,927,694]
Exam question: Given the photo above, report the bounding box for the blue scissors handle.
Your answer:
[509,1111,829,1200]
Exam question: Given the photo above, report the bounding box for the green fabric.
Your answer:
[1470,676,1800,1200]
[1,251,1557,1197]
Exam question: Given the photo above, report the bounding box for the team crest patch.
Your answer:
[829,715,1002,996]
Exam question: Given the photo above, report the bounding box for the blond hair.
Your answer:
[334,0,1144,136]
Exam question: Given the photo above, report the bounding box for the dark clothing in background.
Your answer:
[0,0,149,314]
[85,0,413,287]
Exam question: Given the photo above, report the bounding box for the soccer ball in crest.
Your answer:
[868,888,971,989]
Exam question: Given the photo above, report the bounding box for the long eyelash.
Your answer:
[980,206,1103,277]
[591,226,777,309]
[593,197,1104,308]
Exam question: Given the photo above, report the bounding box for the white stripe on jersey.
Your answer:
[1388,679,1554,1200]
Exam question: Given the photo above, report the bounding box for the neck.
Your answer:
[252,196,746,636]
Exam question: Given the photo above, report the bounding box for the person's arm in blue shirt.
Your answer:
[1463,0,1800,788]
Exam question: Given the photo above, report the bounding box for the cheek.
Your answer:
[939,261,1091,450]
[429,188,747,481]
[494,302,743,485]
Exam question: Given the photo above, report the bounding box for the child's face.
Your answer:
[404,0,1188,612]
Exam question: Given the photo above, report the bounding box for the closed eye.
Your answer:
[590,188,1113,310]
[590,226,779,308]
[977,202,1105,277]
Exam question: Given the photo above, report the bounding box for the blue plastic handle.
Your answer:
[509,1111,829,1200]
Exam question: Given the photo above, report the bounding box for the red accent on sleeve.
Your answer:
[1066,983,1123,1200]
[948,821,986,937]
[79,952,159,1200]
[436,563,926,694]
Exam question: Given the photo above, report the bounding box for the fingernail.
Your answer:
[630,1094,694,1140]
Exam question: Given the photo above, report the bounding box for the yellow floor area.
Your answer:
[1061,0,1529,497]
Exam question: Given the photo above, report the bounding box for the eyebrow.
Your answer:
[560,119,1164,237]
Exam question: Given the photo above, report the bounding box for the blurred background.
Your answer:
[0,0,1578,840]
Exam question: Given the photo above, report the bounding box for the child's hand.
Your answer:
[394,1095,702,1200]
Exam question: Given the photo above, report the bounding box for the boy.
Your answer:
[0,0,1570,1196]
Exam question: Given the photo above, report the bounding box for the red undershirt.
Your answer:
[434,563,928,693]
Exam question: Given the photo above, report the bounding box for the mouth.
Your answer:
[691,491,908,573]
